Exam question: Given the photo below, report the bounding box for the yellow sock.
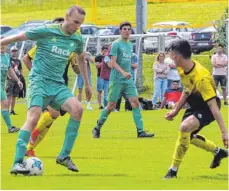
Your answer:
[36,111,54,131]
[171,131,191,169]
[27,112,55,150]
[190,134,216,153]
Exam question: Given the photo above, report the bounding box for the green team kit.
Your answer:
[25,24,83,110]
[1,53,11,100]
[108,39,138,102]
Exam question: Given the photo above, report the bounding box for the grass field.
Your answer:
[1,103,228,189]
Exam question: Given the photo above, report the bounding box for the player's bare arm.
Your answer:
[0,32,28,45]
[207,98,228,148]
[110,56,131,79]
[23,54,33,71]
[78,51,92,100]
[165,91,188,121]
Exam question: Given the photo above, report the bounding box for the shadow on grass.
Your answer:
[195,173,228,180]
[44,173,129,177]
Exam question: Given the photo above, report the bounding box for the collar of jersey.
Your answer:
[184,60,196,75]
[59,24,71,36]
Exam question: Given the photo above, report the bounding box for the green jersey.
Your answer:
[0,53,10,89]
[25,24,83,84]
[109,38,133,83]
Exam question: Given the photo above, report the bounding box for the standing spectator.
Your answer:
[95,46,109,109]
[77,51,94,110]
[152,52,169,109]
[116,52,138,111]
[165,54,180,88]
[100,49,111,107]
[6,46,23,115]
[160,80,182,109]
[211,44,228,105]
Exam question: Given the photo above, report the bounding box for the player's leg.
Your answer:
[11,105,42,175]
[10,81,20,114]
[1,89,19,133]
[164,110,199,179]
[125,82,154,138]
[26,106,60,156]
[103,79,109,107]
[54,87,83,172]
[189,108,228,169]
[92,82,121,138]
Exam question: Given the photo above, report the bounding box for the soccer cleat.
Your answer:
[8,126,20,133]
[210,148,228,169]
[10,110,17,115]
[163,169,177,179]
[224,101,228,106]
[99,106,104,110]
[25,150,36,157]
[10,163,30,175]
[56,156,78,172]
[137,131,154,138]
[92,127,100,138]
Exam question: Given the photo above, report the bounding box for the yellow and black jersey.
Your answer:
[177,60,219,110]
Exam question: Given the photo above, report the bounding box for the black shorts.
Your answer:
[6,79,20,97]
[182,98,221,133]
[213,75,227,88]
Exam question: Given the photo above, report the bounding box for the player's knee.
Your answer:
[70,103,83,119]
[130,98,139,108]
[179,116,197,132]
[50,110,60,119]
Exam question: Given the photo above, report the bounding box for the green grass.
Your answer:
[1,0,227,28]
[1,103,228,189]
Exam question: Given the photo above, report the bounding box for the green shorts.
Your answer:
[27,79,73,110]
[108,81,138,103]
[1,87,7,101]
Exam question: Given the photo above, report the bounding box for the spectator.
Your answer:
[160,80,182,109]
[77,51,94,110]
[165,54,181,88]
[211,44,228,105]
[115,52,138,111]
[100,49,112,107]
[152,52,169,109]
[95,46,109,109]
[6,46,23,115]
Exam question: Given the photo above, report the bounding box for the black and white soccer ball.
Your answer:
[25,157,43,176]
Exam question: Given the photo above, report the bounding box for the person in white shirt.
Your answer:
[211,44,228,105]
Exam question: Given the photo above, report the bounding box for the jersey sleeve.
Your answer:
[28,45,37,59]
[197,77,216,102]
[110,42,118,57]
[25,25,49,41]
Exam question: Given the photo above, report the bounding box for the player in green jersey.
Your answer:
[1,39,23,133]
[92,22,154,138]
[1,5,92,175]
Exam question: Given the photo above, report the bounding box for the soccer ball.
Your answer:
[25,157,43,176]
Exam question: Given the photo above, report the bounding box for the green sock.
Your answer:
[13,130,31,165]
[132,107,143,132]
[1,110,12,130]
[59,118,80,159]
[96,109,109,130]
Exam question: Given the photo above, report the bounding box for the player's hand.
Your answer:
[222,132,228,148]
[85,84,92,102]
[17,81,23,90]
[123,72,131,79]
[165,109,178,121]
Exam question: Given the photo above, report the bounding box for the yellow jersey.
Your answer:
[177,60,218,109]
